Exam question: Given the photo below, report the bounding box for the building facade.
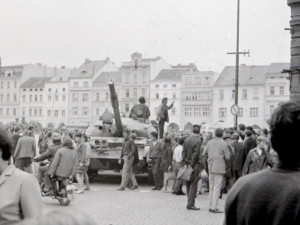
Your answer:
[181,71,218,128]
[92,71,121,120]
[264,63,290,127]
[68,58,118,126]
[120,52,171,116]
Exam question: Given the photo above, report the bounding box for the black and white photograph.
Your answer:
[0,0,299,224]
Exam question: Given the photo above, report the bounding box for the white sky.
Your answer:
[0,0,291,72]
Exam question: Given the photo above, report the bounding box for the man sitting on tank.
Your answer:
[129,96,150,123]
[101,109,114,125]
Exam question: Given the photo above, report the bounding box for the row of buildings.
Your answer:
[0,53,290,129]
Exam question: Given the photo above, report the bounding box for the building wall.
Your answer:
[181,73,214,128]
[149,58,171,80]
[212,85,265,128]
[92,82,121,120]
[264,76,290,127]
[44,81,69,127]
[149,80,181,125]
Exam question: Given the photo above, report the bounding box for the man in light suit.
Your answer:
[156,98,174,139]
[203,128,230,213]
[14,130,36,173]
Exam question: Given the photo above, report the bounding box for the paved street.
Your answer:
[43,182,225,225]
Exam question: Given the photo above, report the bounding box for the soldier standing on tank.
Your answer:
[129,96,150,123]
[156,98,174,139]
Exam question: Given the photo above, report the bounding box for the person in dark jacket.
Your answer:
[117,133,138,191]
[225,100,300,225]
[182,125,203,210]
[11,127,21,160]
[34,133,62,191]
[156,98,174,139]
[161,136,173,191]
[147,131,164,190]
[129,96,150,123]
[242,136,270,176]
[231,133,246,180]
[243,130,256,155]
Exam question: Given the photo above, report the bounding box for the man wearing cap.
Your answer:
[34,132,63,192]
[182,124,203,210]
[242,136,271,176]
[244,129,256,155]
[203,128,230,213]
[129,96,150,123]
[156,98,174,139]
[117,132,138,190]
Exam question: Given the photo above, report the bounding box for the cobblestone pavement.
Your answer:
[43,183,225,225]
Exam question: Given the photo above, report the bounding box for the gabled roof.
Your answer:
[154,68,192,81]
[20,77,51,89]
[94,71,121,83]
[48,68,74,82]
[70,59,109,78]
[172,63,198,72]
[0,64,27,77]
[214,65,269,87]
[265,63,290,77]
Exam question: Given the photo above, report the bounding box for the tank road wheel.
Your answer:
[147,161,154,185]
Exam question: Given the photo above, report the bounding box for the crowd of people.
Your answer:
[0,100,299,225]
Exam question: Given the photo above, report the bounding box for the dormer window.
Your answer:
[5,70,13,77]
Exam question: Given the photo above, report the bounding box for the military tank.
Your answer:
[86,81,156,182]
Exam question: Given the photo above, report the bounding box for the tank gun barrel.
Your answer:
[108,81,123,137]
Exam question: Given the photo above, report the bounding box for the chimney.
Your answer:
[105,57,110,62]
[85,58,91,64]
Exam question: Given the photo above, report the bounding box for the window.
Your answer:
[232,90,235,99]
[73,93,79,102]
[203,107,210,116]
[172,92,176,99]
[141,88,146,97]
[163,84,168,88]
[0,94,2,101]
[62,110,66,117]
[133,74,138,83]
[219,108,227,118]
[7,82,10,89]
[163,92,167,98]
[82,93,89,102]
[34,109,37,116]
[39,109,42,116]
[219,90,224,100]
[184,107,192,116]
[0,82,3,89]
[82,107,88,115]
[47,110,51,117]
[133,89,138,98]
[0,108,2,116]
[253,88,259,99]
[55,95,59,101]
[155,84,159,88]
[48,88,51,92]
[205,77,210,85]
[125,73,130,84]
[156,93,159,99]
[125,89,130,98]
[96,93,100,101]
[62,88,66,92]
[242,89,247,99]
[195,77,201,85]
[72,107,78,116]
[172,84,176,88]
[14,81,17,88]
[5,108,9,115]
[22,95,25,102]
[250,107,258,117]
[22,108,25,116]
[13,108,16,116]
[73,82,79,88]
[14,94,17,102]
[270,86,275,96]
[238,108,243,117]
[105,92,109,101]
[125,104,129,113]
[280,86,284,95]
[96,109,99,116]
[194,107,201,116]
[35,95,38,102]
[142,73,147,83]
[83,81,89,88]
[48,95,51,102]
[54,110,58,117]
[40,95,43,102]
[62,95,66,102]
[270,105,275,114]
[7,94,10,102]
[185,77,193,85]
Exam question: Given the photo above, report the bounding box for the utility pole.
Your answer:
[227,0,250,129]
